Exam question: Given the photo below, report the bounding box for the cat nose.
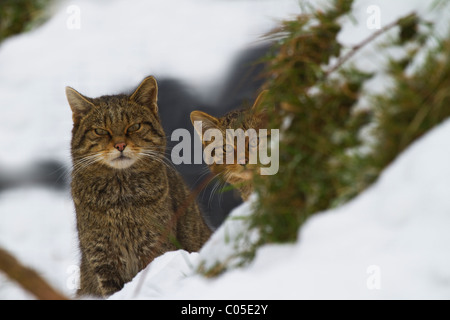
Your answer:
[115,142,127,152]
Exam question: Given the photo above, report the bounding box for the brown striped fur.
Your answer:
[66,76,211,297]
[190,91,269,200]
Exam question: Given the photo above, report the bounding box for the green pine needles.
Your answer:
[248,0,449,251]
[0,0,53,44]
[253,0,367,244]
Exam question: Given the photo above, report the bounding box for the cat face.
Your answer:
[67,76,165,170]
[190,91,269,188]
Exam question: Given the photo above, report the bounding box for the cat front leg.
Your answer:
[91,259,124,297]
[78,231,125,297]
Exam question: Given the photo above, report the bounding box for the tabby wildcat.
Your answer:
[66,76,211,297]
[190,91,268,201]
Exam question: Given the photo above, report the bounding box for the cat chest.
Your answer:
[72,174,168,210]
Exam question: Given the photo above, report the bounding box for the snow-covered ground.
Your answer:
[113,118,450,299]
[3,109,449,300]
[0,0,302,299]
[1,0,450,299]
[0,188,77,299]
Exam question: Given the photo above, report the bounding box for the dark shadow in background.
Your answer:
[158,43,270,228]
[0,43,271,229]
[0,161,66,192]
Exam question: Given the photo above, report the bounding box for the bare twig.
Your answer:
[325,12,416,76]
[0,247,68,300]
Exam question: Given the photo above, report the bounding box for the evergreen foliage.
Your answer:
[0,0,52,44]
[249,0,448,251]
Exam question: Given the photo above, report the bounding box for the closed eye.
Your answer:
[127,123,141,133]
[94,128,109,136]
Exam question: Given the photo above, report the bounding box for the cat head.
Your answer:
[66,76,166,170]
[190,91,269,189]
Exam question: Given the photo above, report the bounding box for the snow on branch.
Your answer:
[325,12,417,76]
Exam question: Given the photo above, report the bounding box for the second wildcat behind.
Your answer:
[190,91,269,201]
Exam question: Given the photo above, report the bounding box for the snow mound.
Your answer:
[0,188,78,299]
[2,0,450,300]
[112,118,450,300]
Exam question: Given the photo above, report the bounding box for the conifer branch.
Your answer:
[325,12,416,76]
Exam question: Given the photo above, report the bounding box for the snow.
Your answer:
[113,118,450,300]
[0,188,78,299]
[1,0,450,300]
[0,0,300,167]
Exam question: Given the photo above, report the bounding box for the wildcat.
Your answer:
[190,91,268,201]
[66,76,211,297]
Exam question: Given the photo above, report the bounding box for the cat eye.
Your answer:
[127,123,141,133]
[94,128,109,136]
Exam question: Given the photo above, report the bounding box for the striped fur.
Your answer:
[67,77,211,297]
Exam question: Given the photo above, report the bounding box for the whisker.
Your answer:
[139,149,174,164]
[137,150,177,172]
[140,147,173,158]
[71,153,103,178]
[218,179,228,207]
[209,182,217,208]
[49,162,73,186]
[207,172,225,208]
[192,168,213,188]
[208,179,222,208]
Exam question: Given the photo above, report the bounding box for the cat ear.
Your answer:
[130,76,158,113]
[252,90,269,110]
[65,87,95,123]
[190,111,220,138]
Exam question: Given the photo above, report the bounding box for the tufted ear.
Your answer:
[130,76,158,114]
[190,110,220,140]
[65,87,95,124]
